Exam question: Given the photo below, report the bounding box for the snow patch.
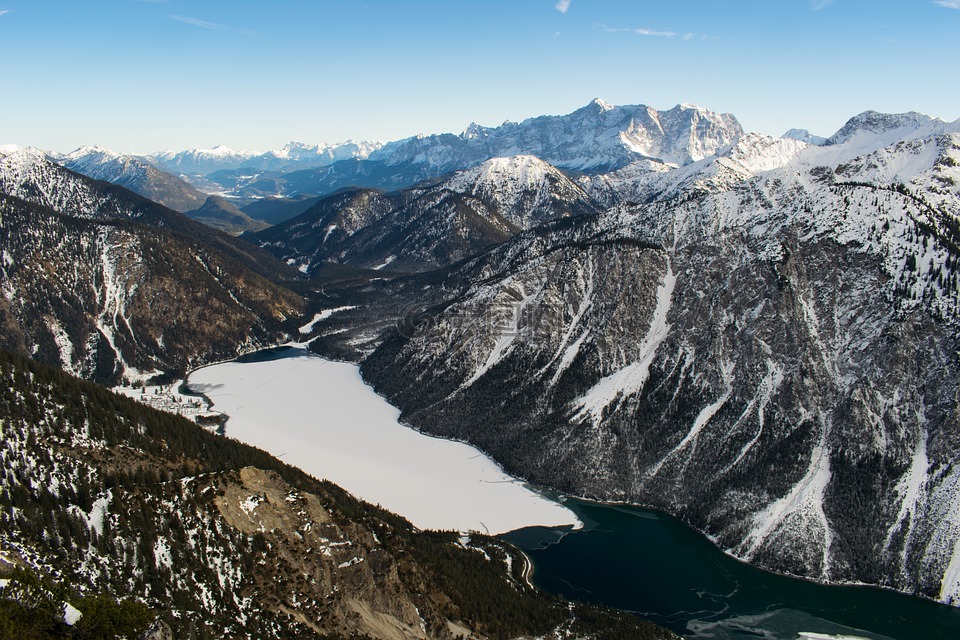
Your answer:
[298,306,357,335]
[572,259,676,426]
[86,491,111,536]
[240,495,262,514]
[63,602,83,626]
[153,538,172,570]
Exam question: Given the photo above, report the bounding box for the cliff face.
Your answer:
[361,133,960,603]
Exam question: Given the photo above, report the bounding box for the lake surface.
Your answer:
[186,346,579,534]
[503,498,960,640]
[188,346,960,640]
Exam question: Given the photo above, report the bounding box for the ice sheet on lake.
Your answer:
[188,349,579,534]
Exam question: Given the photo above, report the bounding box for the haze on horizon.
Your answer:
[0,0,957,154]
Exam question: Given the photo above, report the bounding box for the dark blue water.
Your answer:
[502,498,960,640]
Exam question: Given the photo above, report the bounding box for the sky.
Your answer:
[0,0,958,154]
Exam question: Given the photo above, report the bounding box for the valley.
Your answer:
[3,96,960,639]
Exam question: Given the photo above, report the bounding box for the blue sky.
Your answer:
[0,0,957,153]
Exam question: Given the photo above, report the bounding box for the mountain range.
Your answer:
[302,107,960,606]
[0,145,302,385]
[53,100,746,209]
[3,99,960,636]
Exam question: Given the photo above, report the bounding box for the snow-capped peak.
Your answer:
[826,110,956,146]
[65,145,122,160]
[446,155,559,192]
[0,145,50,168]
[782,128,827,146]
[207,144,247,157]
[591,98,615,112]
[0,144,25,158]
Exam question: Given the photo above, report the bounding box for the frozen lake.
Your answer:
[186,347,579,534]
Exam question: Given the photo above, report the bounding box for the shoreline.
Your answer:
[183,344,581,535]
[172,341,956,614]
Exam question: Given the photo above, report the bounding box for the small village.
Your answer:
[114,382,225,430]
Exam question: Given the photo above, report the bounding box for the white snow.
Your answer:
[940,528,960,604]
[153,538,172,570]
[884,432,929,562]
[464,284,540,387]
[63,602,83,626]
[187,349,579,534]
[572,260,676,426]
[742,434,834,575]
[240,495,261,514]
[46,317,75,373]
[298,306,357,335]
[934,467,960,604]
[85,491,111,536]
[372,255,397,270]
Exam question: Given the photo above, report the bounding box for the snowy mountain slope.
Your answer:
[357,127,960,605]
[783,128,827,145]
[0,146,297,282]
[0,192,302,384]
[0,146,191,227]
[61,145,208,213]
[150,139,383,175]
[253,155,600,274]
[827,111,960,147]
[443,155,597,229]
[0,152,303,384]
[581,134,809,205]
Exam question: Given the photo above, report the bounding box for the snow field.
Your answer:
[188,350,580,534]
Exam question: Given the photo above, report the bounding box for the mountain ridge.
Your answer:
[345,123,960,607]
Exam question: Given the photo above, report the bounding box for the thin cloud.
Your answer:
[0,10,9,17]
[934,0,960,8]
[603,26,695,40]
[555,0,571,13]
[170,14,255,36]
[812,0,835,9]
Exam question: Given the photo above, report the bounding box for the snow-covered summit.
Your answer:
[582,133,808,205]
[370,99,743,174]
[826,110,960,147]
[443,155,596,229]
[0,146,54,182]
[148,140,382,175]
[65,144,122,160]
[782,128,827,146]
[445,155,567,193]
[0,144,28,158]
